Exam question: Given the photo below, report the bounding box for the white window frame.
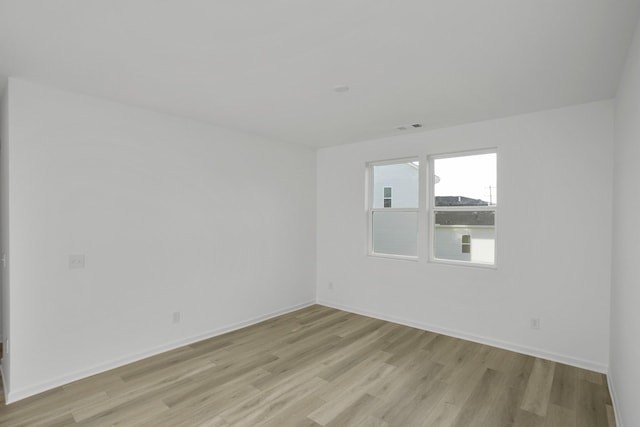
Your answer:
[367,158,420,261]
[428,149,498,268]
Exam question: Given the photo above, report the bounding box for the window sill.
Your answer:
[368,253,419,262]
[429,258,497,269]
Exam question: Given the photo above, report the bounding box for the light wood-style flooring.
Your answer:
[0,305,615,426]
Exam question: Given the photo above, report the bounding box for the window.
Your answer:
[383,187,392,207]
[461,234,471,253]
[430,151,497,266]
[368,159,419,258]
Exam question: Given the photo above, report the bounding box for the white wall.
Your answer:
[4,78,316,402]
[0,82,9,392]
[611,17,640,427]
[317,100,613,371]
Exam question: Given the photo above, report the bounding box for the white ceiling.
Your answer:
[1,1,639,147]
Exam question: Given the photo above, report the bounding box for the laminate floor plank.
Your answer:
[576,379,613,427]
[549,363,578,410]
[544,403,576,427]
[0,305,615,426]
[450,368,507,427]
[438,351,492,407]
[606,404,616,427]
[140,384,261,427]
[309,353,395,425]
[259,395,326,427]
[375,375,449,426]
[317,322,398,370]
[479,354,537,427]
[513,408,546,427]
[220,376,327,426]
[420,401,461,427]
[520,358,556,417]
[324,393,382,427]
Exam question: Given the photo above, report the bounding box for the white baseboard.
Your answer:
[5,300,315,404]
[0,363,7,402]
[317,299,608,374]
[607,369,623,427]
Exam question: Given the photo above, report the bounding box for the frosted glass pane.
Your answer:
[372,211,417,256]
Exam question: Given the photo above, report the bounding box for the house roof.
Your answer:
[435,211,495,226]
[435,196,490,207]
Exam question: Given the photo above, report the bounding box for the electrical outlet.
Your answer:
[530,318,541,330]
[173,312,181,324]
[69,254,85,269]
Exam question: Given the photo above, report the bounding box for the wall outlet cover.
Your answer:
[69,254,85,269]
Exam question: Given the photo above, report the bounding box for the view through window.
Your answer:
[367,151,497,267]
[432,152,497,265]
[369,160,419,257]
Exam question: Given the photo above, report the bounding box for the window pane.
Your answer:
[372,211,417,256]
[434,153,496,207]
[434,211,495,264]
[373,162,419,208]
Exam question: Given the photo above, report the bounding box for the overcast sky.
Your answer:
[434,153,497,205]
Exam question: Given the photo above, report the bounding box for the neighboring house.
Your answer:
[372,162,419,208]
[373,165,495,263]
[434,196,489,206]
[433,197,495,264]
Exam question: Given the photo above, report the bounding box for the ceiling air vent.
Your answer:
[396,123,423,131]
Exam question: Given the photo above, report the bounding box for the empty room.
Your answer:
[1,1,640,426]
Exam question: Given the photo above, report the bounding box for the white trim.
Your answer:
[366,157,420,167]
[317,299,608,374]
[434,224,495,229]
[428,149,498,268]
[367,253,418,262]
[4,300,315,404]
[607,368,623,427]
[429,257,498,270]
[417,157,429,260]
[366,157,420,259]
[429,147,498,160]
[0,363,7,402]
[370,208,418,213]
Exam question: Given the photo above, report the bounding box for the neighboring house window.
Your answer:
[461,234,471,253]
[383,187,392,207]
[368,159,419,258]
[430,150,497,266]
